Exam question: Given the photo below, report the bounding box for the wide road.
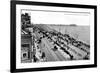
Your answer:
[40,37,68,61]
[35,31,72,61]
[40,38,58,61]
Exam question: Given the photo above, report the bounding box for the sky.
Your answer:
[22,10,90,26]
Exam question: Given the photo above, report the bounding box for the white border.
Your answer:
[16,4,94,69]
